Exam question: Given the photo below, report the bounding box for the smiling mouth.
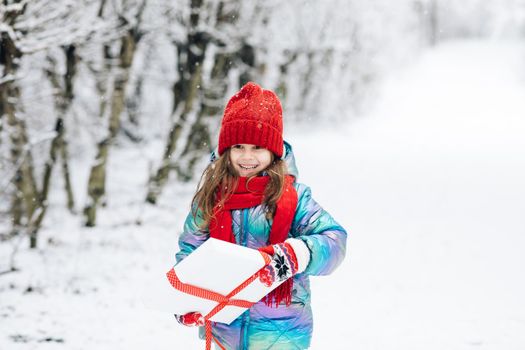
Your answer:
[239,164,258,170]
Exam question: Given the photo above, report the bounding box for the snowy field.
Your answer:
[1,39,525,349]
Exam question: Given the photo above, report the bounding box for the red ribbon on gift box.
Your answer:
[167,251,271,350]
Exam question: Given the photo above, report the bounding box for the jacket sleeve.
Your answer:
[290,183,348,276]
[175,207,210,264]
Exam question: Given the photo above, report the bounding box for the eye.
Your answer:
[232,144,242,149]
[254,145,262,150]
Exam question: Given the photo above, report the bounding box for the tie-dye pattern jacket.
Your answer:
[175,141,348,350]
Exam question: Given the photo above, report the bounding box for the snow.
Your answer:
[289,39,525,350]
[1,39,525,349]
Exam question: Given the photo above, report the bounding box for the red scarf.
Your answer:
[209,175,298,307]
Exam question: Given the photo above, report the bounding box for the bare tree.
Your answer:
[146,0,265,202]
[1,0,113,247]
[1,1,40,247]
[145,0,211,203]
[84,0,147,226]
[413,0,439,46]
[43,45,78,214]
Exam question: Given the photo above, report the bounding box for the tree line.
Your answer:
[1,0,523,257]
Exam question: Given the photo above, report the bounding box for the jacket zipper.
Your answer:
[239,209,244,245]
[239,209,250,349]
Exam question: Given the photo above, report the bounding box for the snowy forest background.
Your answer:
[1,0,525,349]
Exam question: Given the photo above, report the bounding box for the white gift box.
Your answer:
[160,238,284,324]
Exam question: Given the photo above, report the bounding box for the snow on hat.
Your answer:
[218,82,284,158]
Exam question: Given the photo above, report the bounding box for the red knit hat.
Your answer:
[218,82,284,158]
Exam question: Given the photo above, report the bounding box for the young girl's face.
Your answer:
[229,144,273,177]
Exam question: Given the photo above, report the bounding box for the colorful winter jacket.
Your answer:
[175,141,348,350]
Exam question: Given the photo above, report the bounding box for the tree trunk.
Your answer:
[84,30,138,226]
[175,49,234,181]
[237,42,256,86]
[1,4,41,248]
[145,0,207,204]
[7,115,40,247]
[35,117,63,236]
[44,45,78,218]
[62,45,77,212]
[275,51,298,103]
[84,139,108,227]
[415,0,439,46]
[146,63,203,202]
[60,137,75,212]
[428,0,438,46]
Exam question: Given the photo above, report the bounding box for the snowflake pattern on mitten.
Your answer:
[258,243,298,286]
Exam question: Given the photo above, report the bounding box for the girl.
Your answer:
[174,82,347,350]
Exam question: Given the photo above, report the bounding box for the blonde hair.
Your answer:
[191,148,288,229]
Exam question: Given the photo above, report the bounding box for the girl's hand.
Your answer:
[258,239,311,286]
[258,242,299,285]
[175,312,205,327]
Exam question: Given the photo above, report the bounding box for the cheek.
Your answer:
[261,153,273,167]
[229,152,238,163]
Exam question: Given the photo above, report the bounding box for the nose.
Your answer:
[240,149,255,159]
[237,146,258,159]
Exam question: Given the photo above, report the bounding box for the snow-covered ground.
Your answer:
[1,39,525,349]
